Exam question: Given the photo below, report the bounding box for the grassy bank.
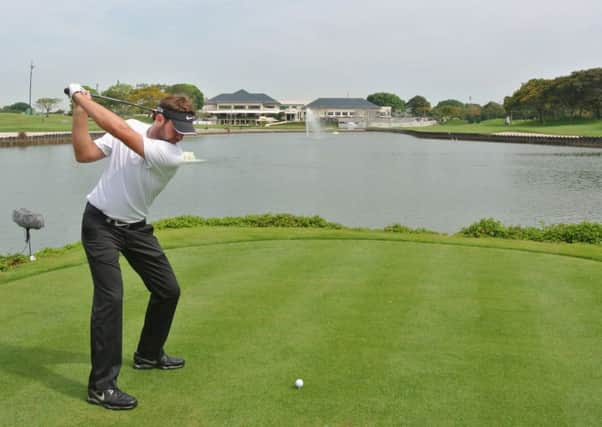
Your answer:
[0,113,334,134]
[1,226,601,426]
[0,113,102,132]
[0,113,308,133]
[408,118,602,137]
[3,113,601,137]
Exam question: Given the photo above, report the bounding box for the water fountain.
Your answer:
[305,108,322,138]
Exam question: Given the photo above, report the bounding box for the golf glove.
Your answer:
[67,83,85,98]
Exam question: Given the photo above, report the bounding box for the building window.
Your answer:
[234,105,245,109]
[219,105,232,110]
[248,105,260,110]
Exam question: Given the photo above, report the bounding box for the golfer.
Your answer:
[67,83,196,410]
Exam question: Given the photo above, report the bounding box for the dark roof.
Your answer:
[305,98,380,110]
[208,89,280,104]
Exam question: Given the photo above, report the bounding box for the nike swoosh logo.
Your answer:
[186,115,195,120]
[92,391,106,401]
[93,390,113,401]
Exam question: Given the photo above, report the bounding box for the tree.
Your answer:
[503,94,527,120]
[2,102,30,113]
[35,97,61,117]
[504,79,553,123]
[554,75,581,118]
[574,68,602,119]
[431,99,464,121]
[517,79,554,123]
[504,67,602,120]
[406,95,431,116]
[101,82,134,114]
[464,104,482,123]
[128,85,168,109]
[366,92,405,114]
[166,83,204,110]
[480,101,506,120]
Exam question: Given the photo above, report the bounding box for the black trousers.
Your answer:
[82,203,180,391]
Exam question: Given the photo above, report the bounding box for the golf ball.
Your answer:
[295,379,304,388]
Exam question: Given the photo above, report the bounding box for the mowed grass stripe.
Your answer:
[3,227,602,287]
[1,234,601,426]
[470,251,567,425]
[170,240,410,424]
[528,256,602,426]
[136,241,601,425]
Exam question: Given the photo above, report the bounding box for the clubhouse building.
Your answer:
[305,98,390,122]
[202,89,281,126]
[201,89,390,127]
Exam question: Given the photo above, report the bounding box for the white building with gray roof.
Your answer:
[201,91,391,127]
[304,98,390,124]
[202,89,282,126]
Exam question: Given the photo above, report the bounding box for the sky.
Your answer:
[1,0,601,109]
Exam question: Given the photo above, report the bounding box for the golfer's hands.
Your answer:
[67,83,85,98]
[69,85,92,113]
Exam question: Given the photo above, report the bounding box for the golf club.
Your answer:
[63,87,155,112]
[63,87,203,162]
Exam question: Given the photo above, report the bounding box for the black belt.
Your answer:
[87,203,147,230]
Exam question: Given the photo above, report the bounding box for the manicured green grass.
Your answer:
[0,113,102,132]
[266,122,306,129]
[266,122,337,130]
[0,113,335,133]
[409,118,602,137]
[194,124,238,130]
[194,123,337,131]
[1,227,601,426]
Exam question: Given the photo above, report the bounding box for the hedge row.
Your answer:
[459,218,602,244]
[3,215,601,272]
[0,254,27,272]
[153,213,344,230]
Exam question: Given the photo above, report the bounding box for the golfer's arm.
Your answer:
[71,105,105,163]
[73,94,145,158]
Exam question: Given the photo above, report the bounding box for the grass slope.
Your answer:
[409,118,602,137]
[0,113,102,132]
[2,113,600,137]
[1,227,601,426]
[0,114,326,133]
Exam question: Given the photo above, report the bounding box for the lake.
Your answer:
[1,131,601,254]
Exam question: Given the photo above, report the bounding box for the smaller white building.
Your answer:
[279,100,308,122]
[304,98,389,128]
[305,98,385,120]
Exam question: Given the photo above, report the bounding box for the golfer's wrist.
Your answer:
[73,103,87,116]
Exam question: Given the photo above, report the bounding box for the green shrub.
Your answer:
[36,242,82,257]
[460,218,509,238]
[541,222,602,244]
[460,218,602,244]
[0,254,28,271]
[153,213,344,230]
[384,224,439,234]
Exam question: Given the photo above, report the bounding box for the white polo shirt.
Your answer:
[87,119,183,222]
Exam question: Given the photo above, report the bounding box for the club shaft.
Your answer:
[91,93,154,112]
[63,87,153,111]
